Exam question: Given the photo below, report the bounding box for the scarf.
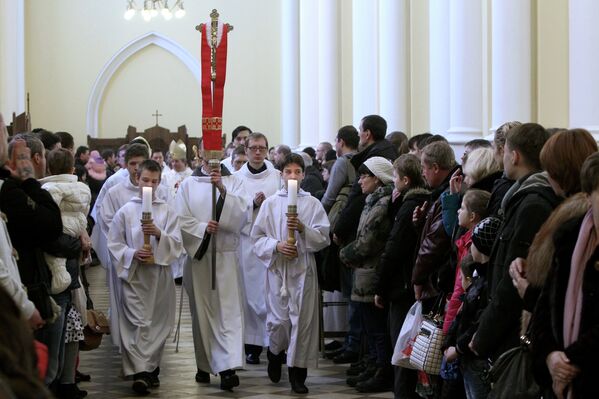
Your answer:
[564,209,597,347]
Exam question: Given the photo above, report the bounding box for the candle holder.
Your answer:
[140,211,155,264]
[285,204,298,260]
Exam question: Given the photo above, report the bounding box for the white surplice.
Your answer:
[251,188,330,368]
[100,177,168,347]
[234,164,281,347]
[174,174,251,374]
[163,166,193,279]
[107,197,182,377]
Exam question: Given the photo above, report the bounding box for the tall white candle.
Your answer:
[288,179,298,207]
[142,187,152,213]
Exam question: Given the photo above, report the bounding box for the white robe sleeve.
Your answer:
[107,210,137,280]
[0,258,35,318]
[153,209,183,266]
[100,190,118,236]
[217,187,251,235]
[300,199,331,253]
[174,182,208,257]
[251,205,280,269]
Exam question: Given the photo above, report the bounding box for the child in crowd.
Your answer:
[251,153,330,394]
[444,216,501,399]
[40,148,91,294]
[107,159,182,395]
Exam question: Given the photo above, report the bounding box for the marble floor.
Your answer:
[78,264,394,399]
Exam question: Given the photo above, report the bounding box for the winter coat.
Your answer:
[531,216,599,398]
[333,139,397,244]
[443,230,472,334]
[519,193,589,335]
[0,169,63,287]
[412,165,461,293]
[340,184,393,302]
[40,174,91,238]
[487,172,514,217]
[472,171,561,360]
[301,165,325,197]
[375,187,431,303]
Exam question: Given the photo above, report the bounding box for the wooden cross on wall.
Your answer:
[152,109,163,126]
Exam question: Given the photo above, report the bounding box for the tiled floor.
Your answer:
[79,265,394,399]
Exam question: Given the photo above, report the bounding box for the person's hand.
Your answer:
[374,295,385,309]
[552,379,568,399]
[80,230,92,252]
[414,284,423,300]
[468,337,480,356]
[134,248,153,262]
[287,214,305,233]
[276,241,298,259]
[412,201,428,224]
[444,346,458,362]
[209,165,226,194]
[28,308,45,330]
[332,233,340,245]
[509,258,529,299]
[206,220,219,234]
[392,188,401,203]
[254,191,266,207]
[6,139,34,181]
[546,351,580,384]
[141,222,161,238]
[449,168,463,194]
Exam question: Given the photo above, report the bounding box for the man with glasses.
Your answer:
[235,132,282,365]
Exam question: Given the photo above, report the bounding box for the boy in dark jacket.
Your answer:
[373,154,429,397]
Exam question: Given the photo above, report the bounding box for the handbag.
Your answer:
[488,334,540,399]
[80,309,110,351]
[409,295,446,375]
[392,301,423,369]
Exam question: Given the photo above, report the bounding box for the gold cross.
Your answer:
[152,109,162,125]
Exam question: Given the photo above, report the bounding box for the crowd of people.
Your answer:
[0,111,598,399]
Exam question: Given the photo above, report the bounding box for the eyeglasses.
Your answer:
[248,146,268,152]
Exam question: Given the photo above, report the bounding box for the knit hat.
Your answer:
[362,156,394,185]
[471,216,502,256]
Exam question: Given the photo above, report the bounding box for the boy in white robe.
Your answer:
[107,159,182,395]
[251,153,330,394]
[234,133,282,364]
[174,159,250,391]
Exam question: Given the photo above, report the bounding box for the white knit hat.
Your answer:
[363,156,394,184]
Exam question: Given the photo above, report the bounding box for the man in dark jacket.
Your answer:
[331,115,397,364]
[412,141,459,300]
[471,123,561,361]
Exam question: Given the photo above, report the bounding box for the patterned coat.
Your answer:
[340,184,393,302]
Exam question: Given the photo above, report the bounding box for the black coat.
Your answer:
[0,169,63,287]
[487,172,514,217]
[531,217,599,398]
[375,187,430,303]
[301,165,325,197]
[473,172,561,359]
[333,139,397,244]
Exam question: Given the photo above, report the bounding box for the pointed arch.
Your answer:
[86,31,200,137]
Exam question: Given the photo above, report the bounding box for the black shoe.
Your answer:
[174,277,183,285]
[267,348,284,383]
[288,367,309,394]
[219,370,240,391]
[346,363,376,387]
[57,383,88,399]
[355,367,393,393]
[324,340,343,351]
[246,352,260,365]
[75,370,91,383]
[346,359,368,376]
[333,350,359,364]
[195,370,210,384]
[324,346,345,359]
[150,367,160,388]
[132,373,151,395]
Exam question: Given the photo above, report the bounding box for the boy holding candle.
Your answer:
[107,159,183,395]
[251,153,330,394]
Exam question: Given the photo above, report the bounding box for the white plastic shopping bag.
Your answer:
[391,301,422,369]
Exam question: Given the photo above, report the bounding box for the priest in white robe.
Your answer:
[174,160,250,391]
[107,159,182,395]
[251,153,330,394]
[234,133,281,364]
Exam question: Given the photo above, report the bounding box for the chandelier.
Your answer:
[124,0,186,21]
